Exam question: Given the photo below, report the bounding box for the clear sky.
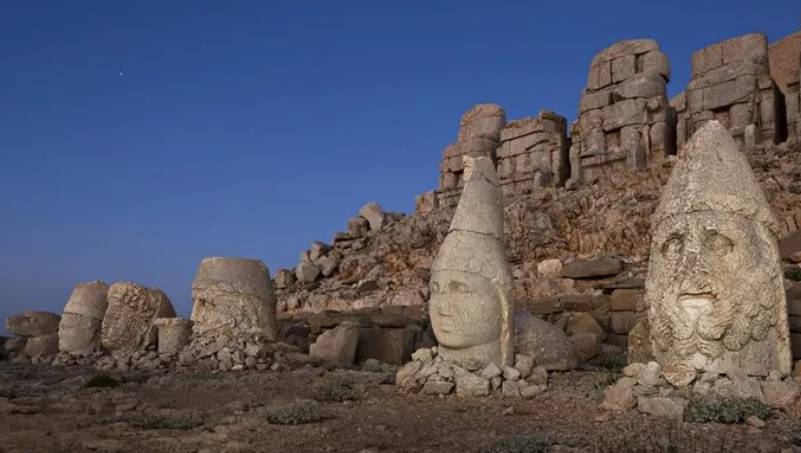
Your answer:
[1,1,799,334]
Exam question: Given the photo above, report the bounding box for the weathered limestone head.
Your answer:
[191,257,277,341]
[430,155,513,367]
[101,282,176,353]
[58,281,109,354]
[646,121,791,385]
[5,311,60,337]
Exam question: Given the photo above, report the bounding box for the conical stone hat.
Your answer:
[653,121,778,237]
[432,156,512,286]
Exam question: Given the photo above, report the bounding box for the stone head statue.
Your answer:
[58,281,109,354]
[430,155,513,367]
[646,121,791,385]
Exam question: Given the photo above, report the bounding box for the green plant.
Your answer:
[595,354,627,373]
[85,375,120,388]
[785,267,801,282]
[685,398,770,424]
[480,436,549,453]
[127,412,206,430]
[312,374,363,402]
[261,399,325,425]
[592,370,622,394]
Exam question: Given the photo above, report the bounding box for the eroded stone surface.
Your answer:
[191,257,277,342]
[430,155,513,368]
[101,282,176,353]
[58,281,109,354]
[646,121,792,383]
[6,311,60,338]
[155,318,193,355]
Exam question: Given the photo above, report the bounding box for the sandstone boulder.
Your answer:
[358,202,385,232]
[561,256,623,279]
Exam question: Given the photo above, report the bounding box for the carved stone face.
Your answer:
[58,313,102,353]
[647,210,781,370]
[429,269,502,350]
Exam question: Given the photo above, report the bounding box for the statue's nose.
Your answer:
[678,252,713,294]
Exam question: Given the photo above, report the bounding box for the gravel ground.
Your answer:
[1,362,799,453]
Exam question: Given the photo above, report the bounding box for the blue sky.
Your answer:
[0,1,798,333]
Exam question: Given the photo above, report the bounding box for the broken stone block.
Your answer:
[358,202,385,232]
[101,282,176,353]
[637,396,687,420]
[155,318,193,355]
[561,255,623,279]
[454,368,490,397]
[295,261,321,284]
[24,333,58,358]
[192,257,277,342]
[309,322,360,367]
[514,311,577,371]
[355,325,419,365]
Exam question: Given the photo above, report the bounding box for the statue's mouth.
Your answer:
[678,292,715,313]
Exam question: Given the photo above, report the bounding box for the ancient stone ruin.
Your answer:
[191,257,277,342]
[57,281,109,354]
[496,111,569,194]
[646,121,792,385]
[568,39,674,187]
[430,155,513,367]
[436,104,506,208]
[674,34,786,149]
[101,282,176,353]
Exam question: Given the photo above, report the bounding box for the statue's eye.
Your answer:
[704,231,733,255]
[661,234,684,258]
[448,280,469,292]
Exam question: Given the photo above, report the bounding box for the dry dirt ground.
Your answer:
[1,362,800,453]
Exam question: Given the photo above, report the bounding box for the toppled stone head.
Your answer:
[430,156,513,367]
[191,257,277,342]
[101,282,176,353]
[58,281,109,354]
[646,121,791,384]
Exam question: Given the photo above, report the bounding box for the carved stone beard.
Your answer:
[647,211,782,370]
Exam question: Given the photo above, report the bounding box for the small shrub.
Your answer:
[785,267,801,282]
[592,370,621,394]
[595,354,627,373]
[261,399,325,425]
[312,374,363,402]
[85,375,120,388]
[480,435,549,453]
[127,412,205,430]
[685,398,770,424]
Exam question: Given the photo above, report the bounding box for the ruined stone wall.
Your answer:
[674,33,785,149]
[496,111,569,196]
[436,104,506,208]
[568,39,674,187]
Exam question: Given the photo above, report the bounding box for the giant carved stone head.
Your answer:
[430,156,513,367]
[646,121,791,385]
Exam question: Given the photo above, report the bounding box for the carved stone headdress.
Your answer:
[652,120,778,236]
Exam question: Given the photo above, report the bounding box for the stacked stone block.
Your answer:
[607,288,645,349]
[496,111,570,195]
[674,33,786,149]
[568,39,674,187]
[436,104,506,208]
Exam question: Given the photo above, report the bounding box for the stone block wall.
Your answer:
[675,33,786,149]
[567,39,675,187]
[437,104,506,208]
[496,111,570,195]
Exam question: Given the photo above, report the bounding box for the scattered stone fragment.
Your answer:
[514,311,577,371]
[637,396,687,420]
[454,368,490,397]
[601,377,637,412]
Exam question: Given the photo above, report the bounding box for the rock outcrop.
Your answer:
[674,33,785,149]
[569,39,674,187]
